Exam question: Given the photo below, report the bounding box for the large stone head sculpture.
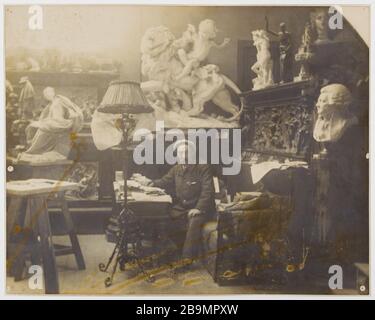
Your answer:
[316,83,351,116]
[313,83,357,143]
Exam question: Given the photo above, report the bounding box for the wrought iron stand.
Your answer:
[98,114,154,287]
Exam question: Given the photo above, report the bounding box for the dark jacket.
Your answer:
[153,164,215,216]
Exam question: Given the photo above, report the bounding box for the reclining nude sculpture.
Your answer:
[139,19,244,126]
[18,87,84,162]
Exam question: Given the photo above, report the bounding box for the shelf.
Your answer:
[240,79,314,108]
[6,71,119,88]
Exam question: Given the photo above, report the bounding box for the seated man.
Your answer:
[148,140,215,271]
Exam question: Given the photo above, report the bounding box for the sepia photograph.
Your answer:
[2,2,370,297]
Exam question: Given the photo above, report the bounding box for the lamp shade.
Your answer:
[97,80,153,114]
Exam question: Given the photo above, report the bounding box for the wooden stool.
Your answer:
[7,179,86,294]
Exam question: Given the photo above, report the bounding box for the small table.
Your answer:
[7,179,86,294]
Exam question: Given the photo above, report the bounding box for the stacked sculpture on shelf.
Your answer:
[294,22,315,82]
[6,47,122,74]
[250,9,339,91]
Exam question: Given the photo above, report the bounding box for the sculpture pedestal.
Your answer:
[311,153,330,245]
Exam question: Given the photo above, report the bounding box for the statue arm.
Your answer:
[211,37,230,49]
[265,16,278,37]
[265,28,278,37]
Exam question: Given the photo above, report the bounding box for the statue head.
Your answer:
[198,19,218,39]
[316,83,352,117]
[43,87,56,102]
[313,84,357,143]
[280,22,286,32]
[311,8,329,42]
[140,26,175,58]
[252,30,270,48]
[173,139,196,164]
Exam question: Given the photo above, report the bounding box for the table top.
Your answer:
[116,192,172,219]
[6,179,79,196]
[114,181,172,204]
[128,192,172,203]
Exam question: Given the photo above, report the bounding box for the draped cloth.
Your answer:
[90,110,122,151]
[23,95,83,160]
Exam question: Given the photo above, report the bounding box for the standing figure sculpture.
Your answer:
[251,30,274,90]
[265,16,294,84]
[18,76,36,120]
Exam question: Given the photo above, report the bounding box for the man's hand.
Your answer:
[188,208,201,218]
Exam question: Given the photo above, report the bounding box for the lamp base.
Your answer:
[99,207,155,287]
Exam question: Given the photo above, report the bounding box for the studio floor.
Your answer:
[6,235,359,296]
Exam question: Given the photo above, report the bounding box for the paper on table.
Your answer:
[130,192,172,203]
[251,160,308,184]
[251,161,282,184]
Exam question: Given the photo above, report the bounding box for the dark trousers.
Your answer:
[168,207,207,261]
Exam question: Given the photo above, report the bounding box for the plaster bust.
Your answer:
[313,83,358,143]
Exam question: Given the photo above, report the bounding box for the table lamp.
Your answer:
[97,80,153,208]
[98,80,154,286]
